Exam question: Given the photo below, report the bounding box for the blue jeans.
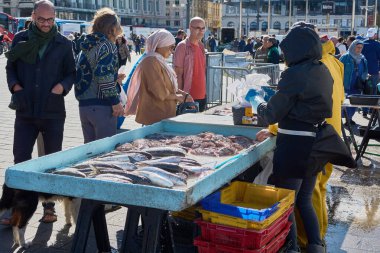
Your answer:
[269,176,322,250]
[13,117,65,164]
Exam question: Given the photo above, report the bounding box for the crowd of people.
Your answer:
[1,0,380,252]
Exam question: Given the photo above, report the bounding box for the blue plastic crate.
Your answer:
[201,191,279,222]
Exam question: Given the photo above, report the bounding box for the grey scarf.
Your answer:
[348,39,364,64]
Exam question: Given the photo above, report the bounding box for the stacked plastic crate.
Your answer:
[194,181,295,253]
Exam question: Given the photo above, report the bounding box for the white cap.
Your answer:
[366,28,377,38]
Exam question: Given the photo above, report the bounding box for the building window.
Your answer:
[175,0,179,5]
[166,20,170,26]
[250,21,258,31]
[261,21,268,32]
[227,6,235,14]
[334,19,341,26]
[174,20,180,26]
[166,1,169,6]
[273,21,281,30]
[175,11,179,17]
[227,21,235,28]
[166,11,169,16]
[309,19,317,24]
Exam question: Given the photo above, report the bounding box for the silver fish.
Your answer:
[137,167,186,186]
[95,154,136,162]
[86,160,137,171]
[136,162,184,173]
[139,156,200,166]
[124,151,153,160]
[142,147,187,157]
[52,168,87,178]
[182,165,214,175]
[134,171,174,188]
[94,174,133,184]
[93,168,131,176]
[140,156,182,165]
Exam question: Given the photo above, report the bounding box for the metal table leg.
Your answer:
[355,112,377,161]
[71,199,110,253]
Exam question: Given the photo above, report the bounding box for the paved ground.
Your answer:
[0,53,379,253]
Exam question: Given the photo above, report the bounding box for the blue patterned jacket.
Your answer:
[75,32,120,106]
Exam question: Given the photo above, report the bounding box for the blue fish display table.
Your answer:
[5,114,275,252]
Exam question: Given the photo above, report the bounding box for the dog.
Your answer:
[0,184,80,248]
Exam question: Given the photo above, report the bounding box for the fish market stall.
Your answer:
[5,115,275,253]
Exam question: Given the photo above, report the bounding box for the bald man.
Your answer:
[5,0,75,224]
[173,17,207,111]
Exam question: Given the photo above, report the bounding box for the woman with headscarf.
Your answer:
[339,40,368,125]
[124,29,193,125]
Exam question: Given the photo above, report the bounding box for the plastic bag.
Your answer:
[253,151,274,185]
[118,66,128,106]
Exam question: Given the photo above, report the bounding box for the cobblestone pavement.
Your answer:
[0,53,379,253]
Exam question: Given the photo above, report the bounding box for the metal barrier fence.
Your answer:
[206,52,281,108]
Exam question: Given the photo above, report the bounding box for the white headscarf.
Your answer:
[125,29,178,116]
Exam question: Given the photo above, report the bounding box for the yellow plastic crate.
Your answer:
[171,205,200,221]
[199,181,295,230]
[221,181,295,211]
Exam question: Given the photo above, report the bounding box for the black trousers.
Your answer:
[13,116,65,164]
[195,98,207,112]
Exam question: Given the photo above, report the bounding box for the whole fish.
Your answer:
[134,171,174,188]
[136,162,183,173]
[98,150,124,158]
[95,154,137,163]
[179,157,201,166]
[182,166,214,175]
[137,167,186,186]
[124,151,153,160]
[142,147,187,157]
[94,174,133,184]
[93,168,131,176]
[95,153,150,163]
[84,161,137,171]
[140,156,182,165]
[138,156,200,166]
[123,172,152,185]
[52,168,87,178]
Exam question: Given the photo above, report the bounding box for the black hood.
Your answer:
[279,26,322,67]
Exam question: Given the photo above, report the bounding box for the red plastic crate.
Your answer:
[195,207,293,250]
[194,222,291,253]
